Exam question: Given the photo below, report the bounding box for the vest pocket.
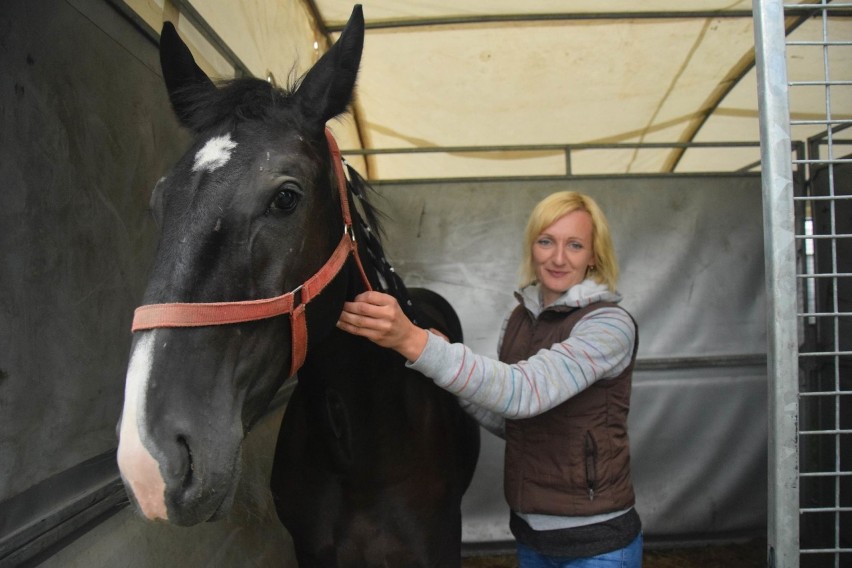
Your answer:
[584,431,598,500]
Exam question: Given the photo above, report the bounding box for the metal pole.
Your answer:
[752,1,800,567]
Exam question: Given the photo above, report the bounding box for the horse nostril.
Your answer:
[176,435,194,489]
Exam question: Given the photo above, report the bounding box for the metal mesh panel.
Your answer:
[788,2,852,567]
[756,1,851,566]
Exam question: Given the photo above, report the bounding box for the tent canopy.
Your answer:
[123,0,851,179]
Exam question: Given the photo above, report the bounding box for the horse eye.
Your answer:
[269,186,301,214]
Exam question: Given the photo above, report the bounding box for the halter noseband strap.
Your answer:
[131,128,372,377]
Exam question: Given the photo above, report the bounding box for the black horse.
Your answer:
[116,6,479,566]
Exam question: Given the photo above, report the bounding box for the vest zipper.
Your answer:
[584,431,598,501]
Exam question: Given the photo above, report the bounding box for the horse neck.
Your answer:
[300,225,395,364]
[301,313,400,391]
[298,178,410,367]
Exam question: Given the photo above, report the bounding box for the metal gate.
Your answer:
[754,1,851,567]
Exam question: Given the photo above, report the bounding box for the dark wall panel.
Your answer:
[0,0,188,557]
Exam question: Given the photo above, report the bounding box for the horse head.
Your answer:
[117,6,365,526]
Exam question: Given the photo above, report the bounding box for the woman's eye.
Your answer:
[269,187,301,213]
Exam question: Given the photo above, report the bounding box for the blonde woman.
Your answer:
[338,191,642,567]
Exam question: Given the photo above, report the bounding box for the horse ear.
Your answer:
[293,5,364,129]
[159,21,216,129]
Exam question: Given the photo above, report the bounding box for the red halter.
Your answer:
[131,128,372,377]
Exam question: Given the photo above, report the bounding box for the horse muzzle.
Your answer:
[117,408,242,526]
[117,329,245,526]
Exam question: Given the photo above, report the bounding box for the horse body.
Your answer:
[116,5,479,566]
[274,293,479,566]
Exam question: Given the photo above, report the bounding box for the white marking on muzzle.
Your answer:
[192,133,237,173]
[117,331,169,521]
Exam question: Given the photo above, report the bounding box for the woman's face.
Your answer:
[532,209,596,307]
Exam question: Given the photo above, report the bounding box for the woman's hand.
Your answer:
[337,291,429,362]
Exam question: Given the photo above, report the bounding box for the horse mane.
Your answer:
[344,164,421,324]
[173,77,302,133]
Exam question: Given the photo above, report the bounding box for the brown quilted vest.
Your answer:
[499,300,638,516]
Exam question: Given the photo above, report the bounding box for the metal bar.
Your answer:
[819,5,845,556]
[798,310,851,317]
[753,1,801,566]
[806,123,852,145]
[787,40,852,46]
[792,159,852,165]
[794,194,852,200]
[364,171,762,186]
[341,140,763,155]
[800,391,852,396]
[326,11,759,32]
[790,118,852,126]
[783,2,852,9]
[326,6,845,32]
[797,272,852,277]
[790,80,852,85]
[798,350,852,356]
[634,353,766,371]
[790,119,852,126]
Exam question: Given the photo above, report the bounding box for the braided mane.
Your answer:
[343,163,420,324]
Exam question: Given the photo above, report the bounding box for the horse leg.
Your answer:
[271,383,343,567]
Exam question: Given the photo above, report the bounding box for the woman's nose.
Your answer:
[553,245,568,264]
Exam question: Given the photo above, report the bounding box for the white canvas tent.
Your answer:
[122,0,851,178]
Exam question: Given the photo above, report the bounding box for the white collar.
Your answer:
[518,279,622,317]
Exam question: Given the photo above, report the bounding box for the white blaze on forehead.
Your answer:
[117,331,169,521]
[192,133,238,173]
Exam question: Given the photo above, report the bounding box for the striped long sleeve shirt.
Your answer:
[407,279,636,438]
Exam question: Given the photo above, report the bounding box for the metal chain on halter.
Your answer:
[342,159,420,326]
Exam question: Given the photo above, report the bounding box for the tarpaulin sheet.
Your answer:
[369,175,767,543]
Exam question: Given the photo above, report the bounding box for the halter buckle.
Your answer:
[291,284,304,308]
[345,223,357,243]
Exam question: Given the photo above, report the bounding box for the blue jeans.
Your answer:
[516,532,643,568]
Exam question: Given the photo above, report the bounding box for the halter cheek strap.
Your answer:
[131,128,372,377]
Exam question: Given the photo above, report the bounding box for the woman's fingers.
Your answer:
[338,292,399,336]
[336,292,427,360]
[340,302,392,330]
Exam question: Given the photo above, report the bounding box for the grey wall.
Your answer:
[369,176,768,543]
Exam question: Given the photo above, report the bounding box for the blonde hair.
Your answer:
[520,191,619,292]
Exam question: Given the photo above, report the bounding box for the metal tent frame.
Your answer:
[754,1,851,567]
